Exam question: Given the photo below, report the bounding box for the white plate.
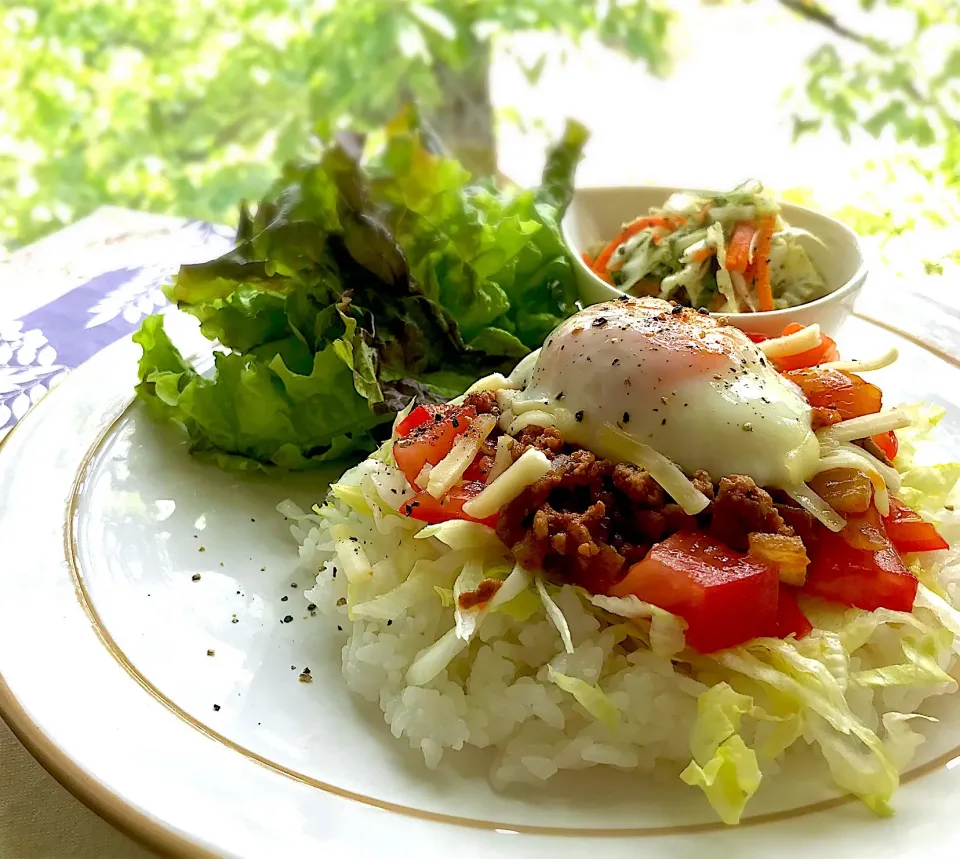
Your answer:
[2,311,960,858]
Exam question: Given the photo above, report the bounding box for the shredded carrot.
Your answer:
[752,215,777,311]
[689,245,715,263]
[581,251,594,267]
[724,222,756,272]
[591,215,686,277]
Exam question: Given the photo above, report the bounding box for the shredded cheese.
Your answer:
[758,324,821,359]
[837,440,901,494]
[818,348,899,373]
[426,414,496,499]
[485,435,515,484]
[461,448,553,520]
[507,409,559,435]
[599,425,710,515]
[816,409,910,447]
[465,372,518,395]
[415,463,433,488]
[785,483,846,532]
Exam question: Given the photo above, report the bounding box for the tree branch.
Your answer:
[775,0,884,52]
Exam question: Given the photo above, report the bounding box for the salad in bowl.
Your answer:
[565,183,867,337]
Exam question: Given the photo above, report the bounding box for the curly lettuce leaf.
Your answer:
[370,108,585,352]
[133,315,382,470]
[134,115,588,470]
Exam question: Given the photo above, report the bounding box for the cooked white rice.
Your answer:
[280,408,960,819]
[286,485,703,784]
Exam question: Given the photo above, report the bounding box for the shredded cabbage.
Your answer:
[415,520,505,553]
[536,576,575,654]
[546,665,620,730]
[679,683,762,825]
[589,594,687,657]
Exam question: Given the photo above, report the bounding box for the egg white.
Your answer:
[509,298,820,489]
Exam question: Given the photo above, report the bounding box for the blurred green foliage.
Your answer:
[784,0,960,277]
[0,0,672,251]
[2,0,958,274]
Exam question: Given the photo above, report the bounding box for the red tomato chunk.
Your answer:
[608,531,779,653]
[393,404,477,488]
[776,587,812,640]
[401,482,497,528]
[802,507,918,612]
[883,498,949,554]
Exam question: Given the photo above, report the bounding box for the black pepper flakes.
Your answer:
[283,615,293,623]
[307,603,317,611]
[191,573,201,582]
[281,595,288,602]
[213,704,221,712]
[207,649,215,657]
[575,410,585,423]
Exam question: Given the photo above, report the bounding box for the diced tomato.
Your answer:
[400,481,497,528]
[771,330,840,371]
[872,429,899,461]
[745,331,769,344]
[395,404,448,437]
[777,587,813,640]
[883,498,949,554]
[608,531,779,653]
[393,404,477,488]
[463,453,495,483]
[802,507,918,612]
[783,367,882,421]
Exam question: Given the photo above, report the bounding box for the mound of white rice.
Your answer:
[280,407,960,822]
[286,484,703,785]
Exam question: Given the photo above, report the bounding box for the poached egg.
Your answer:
[508,297,819,489]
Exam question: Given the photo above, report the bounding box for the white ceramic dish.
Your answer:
[1,310,960,858]
[564,186,868,337]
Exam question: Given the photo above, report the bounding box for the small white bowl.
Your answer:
[563,186,868,337]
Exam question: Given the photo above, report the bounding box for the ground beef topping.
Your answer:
[495,437,793,594]
[462,390,501,417]
[457,578,503,610]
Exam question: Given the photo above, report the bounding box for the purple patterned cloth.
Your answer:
[0,212,234,440]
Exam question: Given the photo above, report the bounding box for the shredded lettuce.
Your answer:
[536,576,575,654]
[406,564,532,686]
[494,587,542,622]
[546,665,620,730]
[415,520,505,553]
[589,593,687,657]
[680,683,762,825]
